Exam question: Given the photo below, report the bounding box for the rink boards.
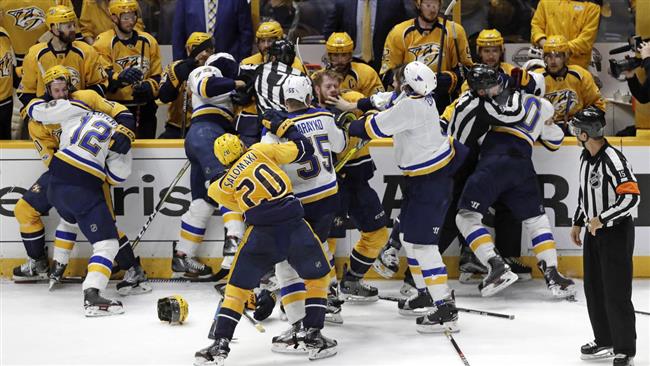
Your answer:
[1,136,649,278]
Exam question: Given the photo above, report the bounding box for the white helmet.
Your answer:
[205,52,239,79]
[282,75,312,104]
[403,61,437,95]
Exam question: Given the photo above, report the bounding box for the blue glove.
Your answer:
[109,124,135,154]
[253,289,277,321]
[118,68,143,85]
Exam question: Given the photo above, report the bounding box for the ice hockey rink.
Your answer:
[1,279,648,366]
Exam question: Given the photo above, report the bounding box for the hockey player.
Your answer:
[18,5,107,107]
[260,74,346,352]
[345,61,468,333]
[455,65,577,299]
[172,53,247,280]
[324,32,384,97]
[194,127,337,364]
[0,26,15,139]
[380,0,473,112]
[527,35,605,133]
[93,0,162,138]
[158,32,214,138]
[16,65,151,296]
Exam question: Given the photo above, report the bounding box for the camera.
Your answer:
[609,56,642,79]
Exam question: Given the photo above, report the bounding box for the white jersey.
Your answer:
[261,108,346,204]
[188,65,235,122]
[27,99,132,184]
[365,92,453,177]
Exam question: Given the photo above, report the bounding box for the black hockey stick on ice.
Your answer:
[445,330,471,366]
[215,285,266,333]
[378,295,514,319]
[128,160,191,250]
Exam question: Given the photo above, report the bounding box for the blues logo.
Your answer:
[7,7,46,31]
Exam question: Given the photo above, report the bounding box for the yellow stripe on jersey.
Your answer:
[55,150,106,180]
[299,184,338,204]
[192,106,234,122]
[424,275,448,286]
[492,126,536,146]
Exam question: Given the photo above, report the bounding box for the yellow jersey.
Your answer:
[19,40,108,97]
[380,17,473,91]
[93,29,162,104]
[0,27,14,101]
[338,62,384,97]
[159,59,191,130]
[0,0,73,62]
[79,0,144,40]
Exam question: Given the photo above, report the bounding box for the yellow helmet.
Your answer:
[326,32,354,54]
[43,65,71,85]
[256,21,284,39]
[45,5,77,27]
[476,29,504,50]
[543,35,570,55]
[185,32,213,52]
[108,0,139,16]
[157,295,188,325]
[214,133,245,166]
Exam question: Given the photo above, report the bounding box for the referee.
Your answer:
[569,107,640,366]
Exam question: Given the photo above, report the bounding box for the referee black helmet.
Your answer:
[569,106,606,138]
[268,39,296,65]
[466,64,500,93]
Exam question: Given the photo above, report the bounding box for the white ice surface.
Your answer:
[1,279,648,366]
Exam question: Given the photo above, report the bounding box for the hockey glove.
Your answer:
[253,289,277,321]
[509,67,530,89]
[335,111,356,131]
[117,67,144,86]
[132,81,154,102]
[172,58,196,84]
[262,110,293,137]
[109,124,136,154]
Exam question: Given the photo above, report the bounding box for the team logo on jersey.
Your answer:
[0,52,13,77]
[545,90,578,122]
[30,183,41,193]
[407,43,441,67]
[589,170,602,189]
[90,224,98,233]
[116,55,149,75]
[7,7,46,31]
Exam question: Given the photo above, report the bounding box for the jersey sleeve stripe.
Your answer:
[365,115,390,139]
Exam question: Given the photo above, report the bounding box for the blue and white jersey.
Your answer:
[188,65,235,122]
[364,92,455,177]
[262,108,346,203]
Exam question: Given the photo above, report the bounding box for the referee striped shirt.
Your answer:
[253,61,305,113]
[573,141,641,228]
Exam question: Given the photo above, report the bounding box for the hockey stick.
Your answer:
[335,138,369,172]
[135,40,146,131]
[378,295,514,319]
[295,37,309,76]
[215,285,266,333]
[435,0,457,80]
[128,160,191,250]
[181,82,189,138]
[445,330,471,366]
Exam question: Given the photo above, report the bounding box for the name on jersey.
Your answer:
[222,151,258,188]
[294,119,324,135]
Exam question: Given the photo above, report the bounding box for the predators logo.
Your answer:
[0,52,13,77]
[62,66,81,88]
[7,7,46,31]
[116,55,149,75]
[407,43,441,68]
[544,89,578,122]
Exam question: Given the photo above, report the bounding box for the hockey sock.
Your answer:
[456,209,497,266]
[348,228,389,278]
[212,284,248,340]
[114,233,137,271]
[303,275,329,329]
[14,198,46,259]
[221,206,245,238]
[523,215,558,267]
[400,235,428,291]
[403,241,450,301]
[176,199,214,256]
[276,261,306,324]
[83,239,119,291]
[326,238,337,283]
[53,219,78,265]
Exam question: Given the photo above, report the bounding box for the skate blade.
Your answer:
[550,285,577,299]
[371,262,396,279]
[515,273,532,281]
[324,313,344,325]
[193,355,225,366]
[339,294,378,303]
[308,346,337,361]
[48,279,60,291]
[271,343,309,355]
[117,282,153,296]
[399,307,432,317]
[480,271,518,297]
[13,274,49,283]
[416,321,459,334]
[580,350,614,360]
[84,305,125,317]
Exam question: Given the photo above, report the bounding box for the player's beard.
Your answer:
[59,30,76,44]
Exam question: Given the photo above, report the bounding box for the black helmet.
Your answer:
[569,106,606,138]
[268,39,296,65]
[466,64,500,93]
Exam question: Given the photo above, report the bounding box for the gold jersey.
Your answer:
[79,0,144,40]
[338,62,384,97]
[380,17,473,91]
[93,29,161,103]
[0,26,14,100]
[19,40,108,96]
[0,0,73,61]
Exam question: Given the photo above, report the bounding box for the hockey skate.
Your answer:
[223,231,239,257]
[116,260,153,296]
[84,288,124,317]
[271,321,308,354]
[398,289,433,316]
[504,257,532,281]
[172,251,213,280]
[458,245,487,284]
[339,275,378,302]
[580,341,614,360]
[13,256,48,282]
[372,240,400,279]
[194,337,230,366]
[325,284,344,325]
[613,354,634,366]
[48,260,67,291]
[479,256,518,297]
[304,328,338,360]
[415,297,459,334]
[400,268,417,296]
[539,260,576,299]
